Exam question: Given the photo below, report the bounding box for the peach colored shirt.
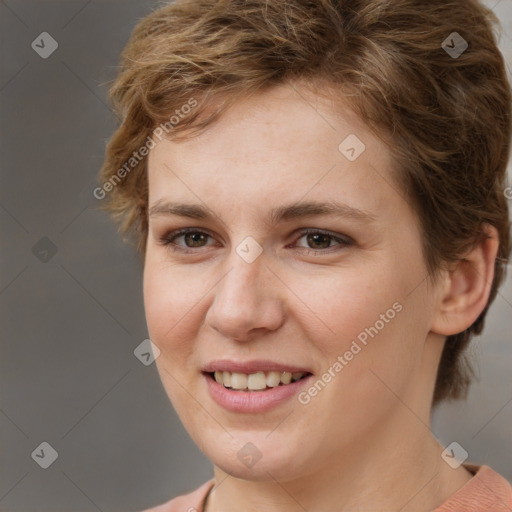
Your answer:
[142,465,512,512]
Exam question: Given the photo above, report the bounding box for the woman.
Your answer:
[97,0,512,510]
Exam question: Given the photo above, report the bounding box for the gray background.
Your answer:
[0,1,511,511]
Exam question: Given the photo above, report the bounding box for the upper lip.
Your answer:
[202,360,313,374]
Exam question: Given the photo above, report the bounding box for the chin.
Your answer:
[197,428,308,482]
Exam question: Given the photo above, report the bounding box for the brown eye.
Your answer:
[159,227,353,256]
[159,228,216,253]
[304,233,332,249]
[294,229,353,253]
[182,232,209,248]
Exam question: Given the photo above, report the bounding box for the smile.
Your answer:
[209,370,308,391]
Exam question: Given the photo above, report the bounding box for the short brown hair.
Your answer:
[98,0,511,405]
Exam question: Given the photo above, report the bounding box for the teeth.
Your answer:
[280,371,292,384]
[231,372,248,390]
[211,370,306,391]
[247,372,267,390]
[266,371,281,387]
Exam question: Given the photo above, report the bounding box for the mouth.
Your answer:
[202,362,314,412]
[205,370,311,392]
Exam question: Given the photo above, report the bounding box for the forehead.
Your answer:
[146,82,403,222]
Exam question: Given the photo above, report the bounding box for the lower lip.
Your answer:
[204,373,313,413]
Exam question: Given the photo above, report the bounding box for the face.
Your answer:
[143,82,444,482]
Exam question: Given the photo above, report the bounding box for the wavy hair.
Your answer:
[98,0,511,405]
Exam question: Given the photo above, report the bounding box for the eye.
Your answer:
[292,228,353,254]
[158,227,353,255]
[158,228,216,253]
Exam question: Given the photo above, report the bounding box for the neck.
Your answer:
[205,408,472,512]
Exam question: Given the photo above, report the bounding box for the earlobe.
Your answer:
[431,224,500,337]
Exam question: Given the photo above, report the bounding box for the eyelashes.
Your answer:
[157,227,354,256]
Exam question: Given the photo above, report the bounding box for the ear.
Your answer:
[431,224,500,337]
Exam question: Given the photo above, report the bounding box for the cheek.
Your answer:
[319,287,433,418]
[143,260,205,357]
[288,263,404,351]
[143,261,208,418]
[291,256,429,393]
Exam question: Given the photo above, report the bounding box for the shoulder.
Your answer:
[435,465,512,512]
[141,480,215,512]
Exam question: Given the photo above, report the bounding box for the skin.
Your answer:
[143,81,498,512]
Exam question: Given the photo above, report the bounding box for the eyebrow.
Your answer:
[148,199,376,226]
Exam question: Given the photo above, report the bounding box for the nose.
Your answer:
[205,247,285,342]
